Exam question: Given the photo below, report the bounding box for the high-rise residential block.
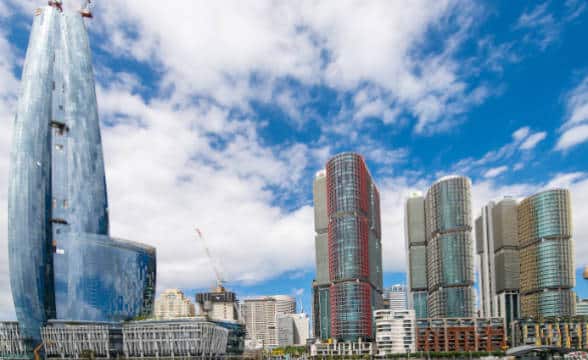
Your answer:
[404,193,428,319]
[519,189,575,318]
[476,198,520,332]
[325,153,383,341]
[312,170,331,340]
[425,176,475,318]
[384,285,408,311]
[242,296,296,349]
[154,289,196,319]
[8,5,156,347]
[195,285,240,322]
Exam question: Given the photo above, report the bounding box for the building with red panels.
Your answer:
[325,153,383,341]
[416,318,506,352]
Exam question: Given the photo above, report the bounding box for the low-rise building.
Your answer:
[577,299,588,316]
[513,317,588,350]
[416,317,506,352]
[0,322,28,358]
[375,309,416,356]
[310,339,373,357]
[154,289,195,319]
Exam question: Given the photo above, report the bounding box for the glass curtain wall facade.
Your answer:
[8,6,156,348]
[405,193,428,318]
[425,176,475,318]
[326,153,383,341]
[519,189,575,318]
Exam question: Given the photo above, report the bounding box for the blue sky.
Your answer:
[0,0,588,319]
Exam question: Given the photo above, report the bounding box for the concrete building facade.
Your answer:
[374,309,416,356]
[425,176,475,318]
[518,189,575,318]
[405,193,428,319]
[195,285,239,322]
[242,296,296,349]
[154,289,195,319]
[476,198,520,332]
[312,170,331,340]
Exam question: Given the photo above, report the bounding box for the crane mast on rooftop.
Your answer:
[195,228,225,291]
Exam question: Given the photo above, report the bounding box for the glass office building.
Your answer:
[519,189,575,318]
[8,5,156,348]
[325,153,383,341]
[425,176,475,318]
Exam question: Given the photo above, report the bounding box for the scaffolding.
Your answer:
[0,322,28,358]
[42,321,120,359]
[122,319,228,358]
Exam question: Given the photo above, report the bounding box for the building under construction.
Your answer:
[513,317,588,350]
[416,318,506,352]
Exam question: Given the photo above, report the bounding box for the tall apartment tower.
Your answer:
[519,189,575,318]
[476,198,520,329]
[405,193,428,319]
[242,295,296,348]
[425,176,475,318]
[312,170,331,340]
[326,153,383,341]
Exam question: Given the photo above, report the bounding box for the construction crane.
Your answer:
[195,228,225,291]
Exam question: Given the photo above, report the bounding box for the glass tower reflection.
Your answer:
[8,5,156,347]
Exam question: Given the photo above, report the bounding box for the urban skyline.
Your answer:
[1,0,588,329]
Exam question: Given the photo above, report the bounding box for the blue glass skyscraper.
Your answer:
[8,4,156,348]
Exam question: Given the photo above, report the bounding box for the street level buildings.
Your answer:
[384,285,408,311]
[405,192,428,319]
[416,318,506,352]
[513,318,588,350]
[8,5,156,348]
[154,289,196,319]
[425,176,475,318]
[374,309,416,356]
[476,198,520,333]
[313,153,384,341]
[518,189,575,318]
[242,295,296,349]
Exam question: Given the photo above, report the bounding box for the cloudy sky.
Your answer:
[1,0,588,318]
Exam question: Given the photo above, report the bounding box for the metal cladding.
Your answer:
[425,176,475,318]
[325,153,383,341]
[8,6,156,347]
[405,194,428,318]
[518,189,575,318]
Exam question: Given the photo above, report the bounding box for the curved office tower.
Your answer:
[8,5,156,347]
[326,153,383,341]
[405,192,428,319]
[519,189,575,318]
[425,176,475,318]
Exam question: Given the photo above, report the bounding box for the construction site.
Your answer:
[415,317,506,352]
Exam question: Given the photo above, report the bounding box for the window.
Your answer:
[63,200,68,209]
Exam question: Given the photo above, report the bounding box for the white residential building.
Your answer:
[278,313,310,346]
[154,289,196,319]
[374,309,416,356]
[242,295,296,349]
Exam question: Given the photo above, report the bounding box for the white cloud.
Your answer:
[520,131,547,150]
[513,127,530,141]
[483,166,508,178]
[557,75,588,151]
